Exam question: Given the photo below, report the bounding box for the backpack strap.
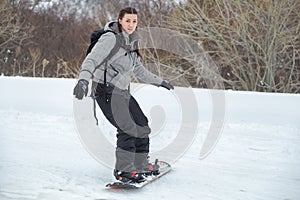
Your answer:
[94,31,120,99]
[93,31,120,71]
[89,31,120,87]
[101,32,121,85]
[91,32,121,126]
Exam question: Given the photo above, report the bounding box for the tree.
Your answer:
[0,0,31,75]
[168,0,300,93]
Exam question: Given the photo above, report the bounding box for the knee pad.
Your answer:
[136,125,151,138]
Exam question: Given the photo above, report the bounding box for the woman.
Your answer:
[73,7,174,183]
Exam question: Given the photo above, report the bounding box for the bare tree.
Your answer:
[168,0,300,93]
[29,48,41,77]
[0,0,30,74]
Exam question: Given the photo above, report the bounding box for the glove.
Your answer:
[160,80,174,90]
[73,79,89,100]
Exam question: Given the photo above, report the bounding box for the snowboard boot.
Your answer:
[138,159,160,176]
[113,169,146,183]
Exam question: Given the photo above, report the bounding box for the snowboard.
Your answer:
[106,160,171,189]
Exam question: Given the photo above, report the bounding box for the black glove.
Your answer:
[160,80,174,90]
[73,79,89,100]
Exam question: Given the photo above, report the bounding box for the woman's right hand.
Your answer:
[73,79,89,100]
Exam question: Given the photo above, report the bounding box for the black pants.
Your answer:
[94,83,151,172]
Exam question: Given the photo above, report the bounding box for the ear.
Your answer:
[118,18,122,24]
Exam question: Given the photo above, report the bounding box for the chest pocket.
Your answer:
[109,49,136,74]
[106,65,119,77]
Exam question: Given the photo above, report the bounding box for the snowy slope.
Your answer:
[0,76,299,200]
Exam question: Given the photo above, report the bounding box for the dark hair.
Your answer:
[118,7,138,20]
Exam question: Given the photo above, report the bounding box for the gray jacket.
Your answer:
[78,21,163,90]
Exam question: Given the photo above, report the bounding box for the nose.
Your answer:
[129,22,134,27]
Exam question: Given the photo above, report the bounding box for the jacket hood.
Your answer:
[104,21,140,43]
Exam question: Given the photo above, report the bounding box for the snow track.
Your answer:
[0,76,299,200]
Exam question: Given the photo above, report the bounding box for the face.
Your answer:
[118,14,138,35]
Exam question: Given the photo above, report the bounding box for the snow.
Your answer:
[0,76,299,200]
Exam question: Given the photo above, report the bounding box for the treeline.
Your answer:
[0,0,172,78]
[0,0,299,93]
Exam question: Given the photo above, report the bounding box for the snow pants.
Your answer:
[94,83,151,172]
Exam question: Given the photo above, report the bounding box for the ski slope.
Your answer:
[0,76,299,200]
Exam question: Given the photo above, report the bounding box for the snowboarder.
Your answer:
[73,6,174,183]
